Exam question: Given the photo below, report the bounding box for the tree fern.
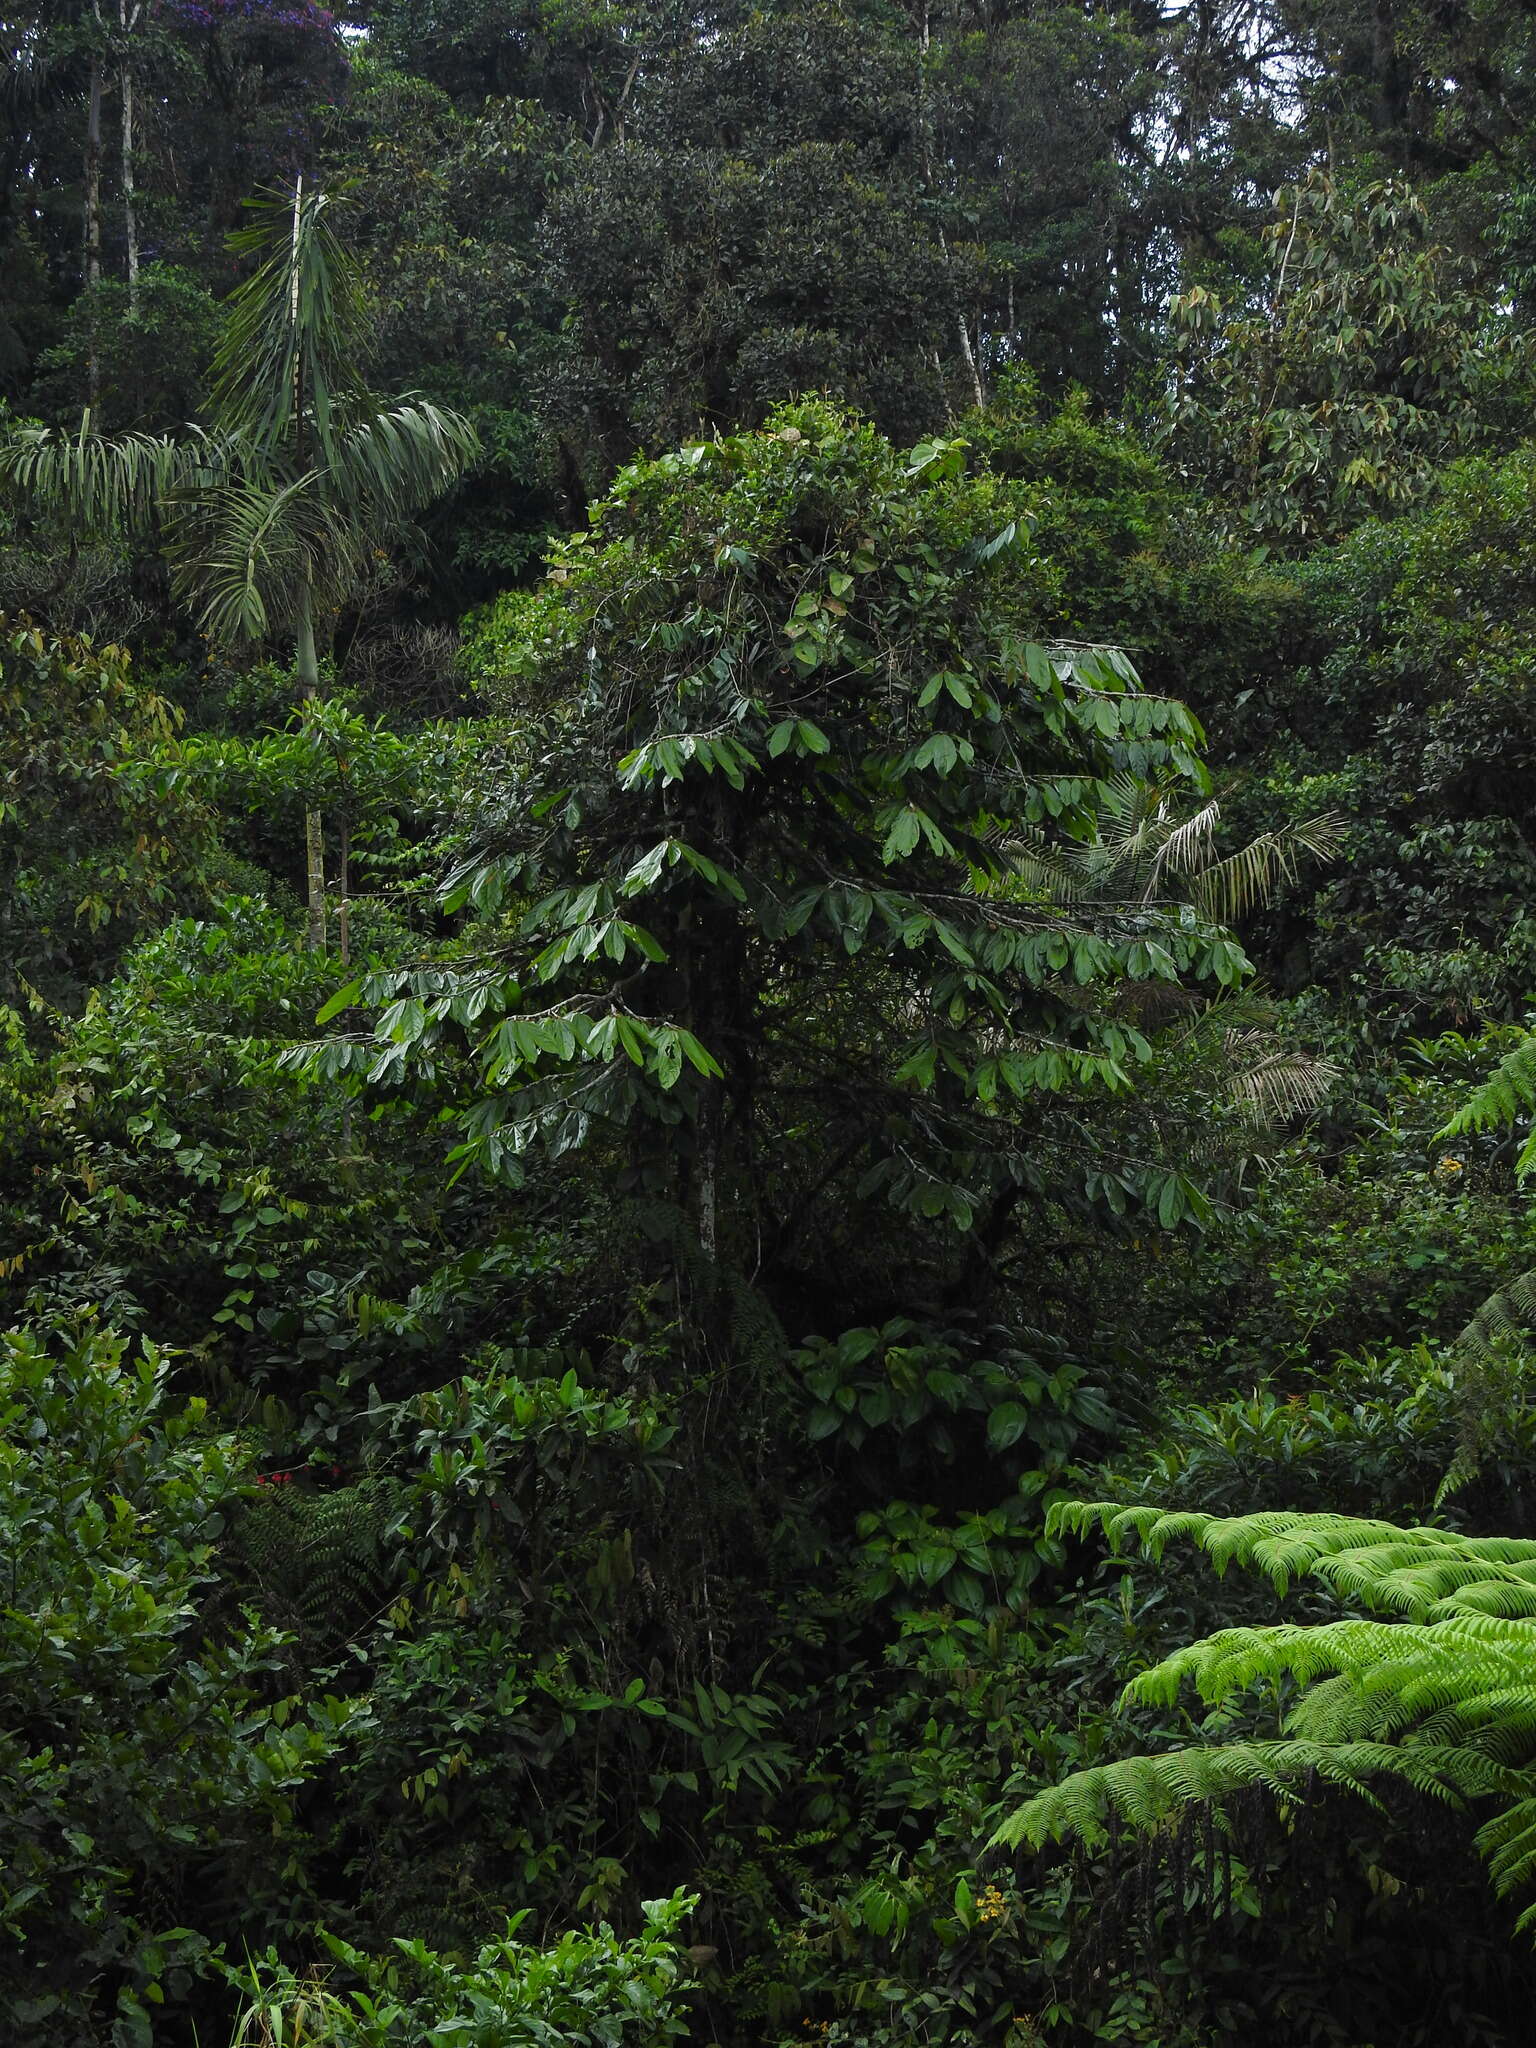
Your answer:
[1440,1030,1536,1176]
[990,1502,1536,1930]
[233,1477,406,1642]
[1427,1033,1536,1489]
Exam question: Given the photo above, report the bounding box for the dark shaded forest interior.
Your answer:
[10,0,1536,2038]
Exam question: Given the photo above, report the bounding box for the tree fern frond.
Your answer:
[1120,1615,1536,1724]
[1453,1270,1536,1367]
[991,1739,1502,1854]
[1000,1499,1536,1932]
[1439,1030,1536,1157]
[1418,1693,1536,1759]
[1049,1501,1536,1616]
[1476,1794,1536,1916]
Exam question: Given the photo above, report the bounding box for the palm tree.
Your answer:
[990,771,1346,1125]
[1,179,480,950]
[1000,770,1344,925]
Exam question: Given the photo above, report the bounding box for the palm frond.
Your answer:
[1091,774,1173,866]
[1188,814,1347,923]
[988,832,1093,903]
[1222,1033,1339,1122]
[0,417,196,536]
[992,794,1341,927]
[326,399,482,524]
[0,201,477,657]
[210,180,370,467]
[167,471,328,642]
[1147,795,1222,880]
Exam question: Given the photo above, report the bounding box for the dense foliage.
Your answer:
[9,1,1536,2040]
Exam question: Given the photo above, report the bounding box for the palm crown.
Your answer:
[1,180,480,945]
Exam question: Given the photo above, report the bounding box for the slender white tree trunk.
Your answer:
[296,584,328,953]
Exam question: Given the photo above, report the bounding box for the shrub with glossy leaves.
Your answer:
[229,1891,699,2045]
[0,1321,358,2045]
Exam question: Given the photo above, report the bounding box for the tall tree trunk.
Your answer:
[953,291,985,410]
[338,812,352,1152]
[914,5,983,410]
[696,1087,719,1261]
[296,584,328,953]
[336,815,350,969]
[84,23,103,405]
[84,53,102,292]
[120,0,142,318]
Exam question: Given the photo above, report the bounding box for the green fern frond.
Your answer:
[1477,1796,1536,1921]
[233,1477,405,1639]
[1453,1270,1536,1368]
[998,1499,1536,1934]
[1439,1028,1536,1147]
[1050,1501,1536,1616]
[992,1739,1503,1853]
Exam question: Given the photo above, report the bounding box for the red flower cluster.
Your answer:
[255,1463,344,1486]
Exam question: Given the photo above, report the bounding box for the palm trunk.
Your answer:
[296,583,328,953]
